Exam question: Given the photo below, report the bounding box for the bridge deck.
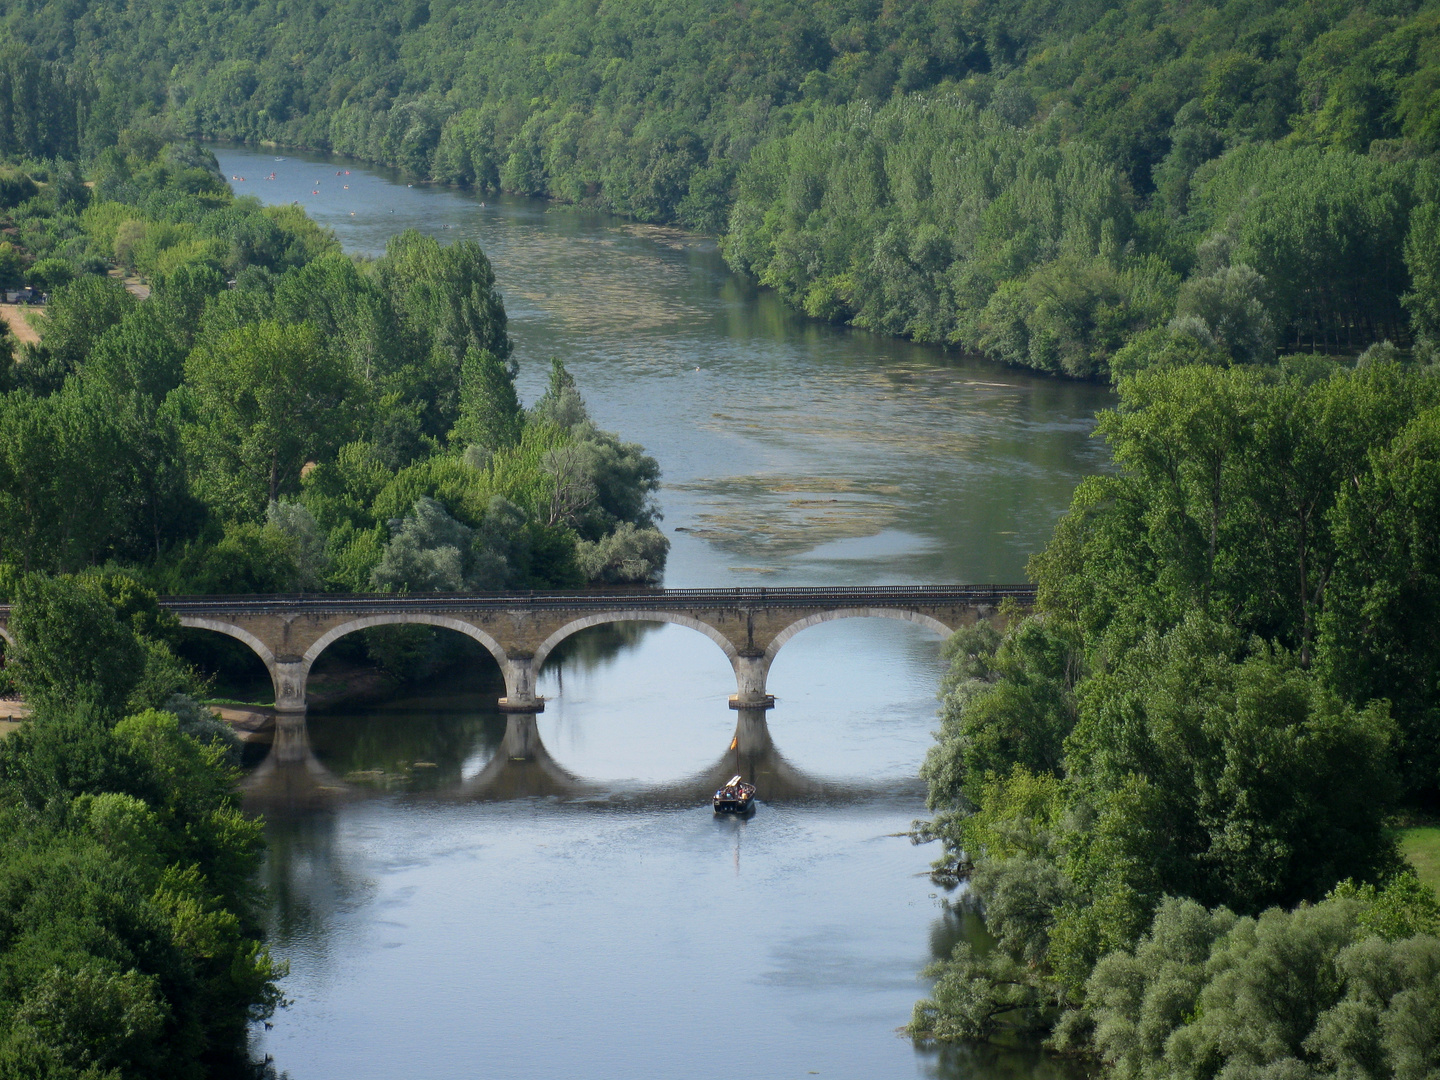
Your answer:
[143,584,1037,616]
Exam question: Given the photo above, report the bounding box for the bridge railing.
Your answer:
[153,584,1037,612]
[0,584,1037,621]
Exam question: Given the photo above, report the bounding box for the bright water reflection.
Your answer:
[216,144,1108,1079]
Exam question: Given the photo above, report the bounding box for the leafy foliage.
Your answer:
[4,0,1440,367]
[0,142,668,594]
[916,361,1440,1054]
[0,579,281,1077]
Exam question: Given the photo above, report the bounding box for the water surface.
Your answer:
[216,145,1111,1080]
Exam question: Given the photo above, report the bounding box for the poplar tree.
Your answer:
[449,346,521,452]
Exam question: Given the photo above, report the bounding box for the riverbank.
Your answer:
[206,658,407,743]
[1,657,408,744]
[205,137,1098,382]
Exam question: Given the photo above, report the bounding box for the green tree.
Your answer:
[921,617,1079,815]
[370,495,474,593]
[0,380,131,572]
[22,277,137,384]
[0,706,284,1076]
[450,346,521,451]
[1056,616,1399,977]
[374,231,511,435]
[182,319,366,515]
[1319,405,1440,798]
[1034,363,1440,663]
[1404,198,1440,348]
[7,574,145,717]
[1076,889,1440,1080]
[1172,263,1277,365]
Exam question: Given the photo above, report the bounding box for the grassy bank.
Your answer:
[1400,826,1440,896]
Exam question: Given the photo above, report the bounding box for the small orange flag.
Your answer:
[730,736,738,750]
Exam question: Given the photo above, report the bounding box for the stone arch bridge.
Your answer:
[0,585,1034,714]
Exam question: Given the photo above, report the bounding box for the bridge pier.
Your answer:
[272,658,310,713]
[729,654,774,710]
[498,656,545,713]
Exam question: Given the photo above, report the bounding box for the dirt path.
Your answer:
[0,304,40,344]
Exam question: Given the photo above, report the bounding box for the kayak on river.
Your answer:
[713,776,756,815]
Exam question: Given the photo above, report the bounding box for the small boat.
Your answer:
[713,775,756,815]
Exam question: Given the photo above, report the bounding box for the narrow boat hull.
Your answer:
[713,797,755,815]
[713,776,757,814]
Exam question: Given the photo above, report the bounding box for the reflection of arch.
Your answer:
[176,616,277,667]
[532,611,740,672]
[301,614,509,671]
[763,608,953,666]
[452,713,592,801]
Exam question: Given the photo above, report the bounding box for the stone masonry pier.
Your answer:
[0,585,1034,715]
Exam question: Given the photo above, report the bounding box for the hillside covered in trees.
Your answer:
[4,0,1440,374]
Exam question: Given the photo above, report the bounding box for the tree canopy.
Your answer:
[0,140,669,596]
[0,573,280,1078]
[7,0,1440,370]
[914,360,1440,1060]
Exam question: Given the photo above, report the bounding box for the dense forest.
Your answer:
[0,572,284,1076]
[913,359,1440,1064]
[0,136,669,600]
[3,0,1440,373]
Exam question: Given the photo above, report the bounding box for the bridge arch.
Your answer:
[0,625,13,648]
[762,608,954,668]
[175,616,277,668]
[300,613,510,673]
[531,611,741,674]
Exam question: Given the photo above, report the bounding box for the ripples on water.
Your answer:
[217,145,1108,1079]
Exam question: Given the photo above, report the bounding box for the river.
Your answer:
[213,145,1112,1080]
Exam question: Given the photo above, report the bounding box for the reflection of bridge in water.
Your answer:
[142,585,1032,713]
[240,706,918,811]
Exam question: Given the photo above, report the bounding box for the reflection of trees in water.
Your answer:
[542,620,661,674]
[257,809,377,951]
[918,1040,1089,1080]
[305,654,513,787]
[926,899,991,964]
[241,723,377,949]
[913,903,1084,1080]
[311,709,506,790]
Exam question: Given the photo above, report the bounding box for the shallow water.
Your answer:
[216,145,1111,1079]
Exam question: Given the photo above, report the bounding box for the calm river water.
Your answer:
[214,145,1112,1080]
